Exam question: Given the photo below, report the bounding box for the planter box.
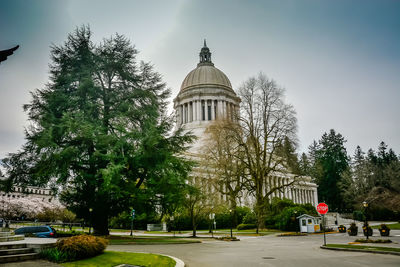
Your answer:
[379,229,390,236]
[363,228,373,237]
[347,227,358,236]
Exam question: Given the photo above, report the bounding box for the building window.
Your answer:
[208,105,211,120]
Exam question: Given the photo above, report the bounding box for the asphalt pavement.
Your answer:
[107,231,400,267]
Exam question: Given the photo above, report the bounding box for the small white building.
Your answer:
[297,214,321,233]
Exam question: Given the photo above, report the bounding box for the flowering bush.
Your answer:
[56,235,108,260]
[362,223,373,237]
[0,194,62,219]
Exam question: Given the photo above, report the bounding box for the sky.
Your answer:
[1,0,400,161]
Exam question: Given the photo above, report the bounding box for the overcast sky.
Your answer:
[1,0,400,161]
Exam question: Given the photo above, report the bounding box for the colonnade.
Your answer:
[193,174,318,207]
[264,176,318,206]
[176,98,238,125]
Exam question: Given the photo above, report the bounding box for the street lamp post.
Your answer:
[89,208,93,234]
[209,213,215,238]
[229,209,233,238]
[363,201,369,240]
[294,210,298,234]
[170,216,175,237]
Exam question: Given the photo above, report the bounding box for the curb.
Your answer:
[113,252,185,267]
[161,254,185,267]
[320,245,400,256]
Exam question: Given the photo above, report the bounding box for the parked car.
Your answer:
[14,226,56,237]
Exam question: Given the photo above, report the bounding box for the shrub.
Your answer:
[264,215,276,229]
[269,198,295,215]
[215,212,232,229]
[237,224,256,230]
[56,230,86,238]
[242,212,257,224]
[40,247,70,263]
[236,206,252,226]
[362,223,373,237]
[353,210,365,221]
[56,235,108,260]
[355,238,392,243]
[274,206,308,231]
[338,225,346,233]
[347,222,358,236]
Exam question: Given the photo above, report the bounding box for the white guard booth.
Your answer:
[297,214,321,233]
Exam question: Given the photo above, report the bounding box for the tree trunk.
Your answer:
[92,210,109,235]
[191,210,197,237]
[230,197,238,227]
[255,194,266,233]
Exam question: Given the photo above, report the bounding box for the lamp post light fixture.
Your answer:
[209,213,215,238]
[229,209,233,238]
[170,216,175,237]
[89,208,93,234]
[363,201,369,240]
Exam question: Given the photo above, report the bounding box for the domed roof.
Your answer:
[180,64,233,92]
[180,40,233,92]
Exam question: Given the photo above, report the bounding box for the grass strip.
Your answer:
[325,244,400,253]
[107,235,201,245]
[61,251,175,267]
[371,223,400,230]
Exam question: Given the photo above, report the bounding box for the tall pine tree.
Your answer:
[312,129,349,211]
[2,26,193,234]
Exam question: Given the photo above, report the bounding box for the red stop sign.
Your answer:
[317,203,329,215]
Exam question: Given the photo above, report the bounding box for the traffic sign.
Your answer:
[317,203,329,215]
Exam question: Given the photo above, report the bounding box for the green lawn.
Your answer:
[371,223,400,230]
[107,235,201,245]
[61,251,175,267]
[326,244,400,253]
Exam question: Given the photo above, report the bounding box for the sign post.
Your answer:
[130,209,135,237]
[316,203,329,246]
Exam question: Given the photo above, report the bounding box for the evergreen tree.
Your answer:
[312,129,349,211]
[298,153,310,176]
[276,136,301,175]
[2,26,193,234]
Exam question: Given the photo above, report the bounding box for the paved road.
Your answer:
[2,231,399,266]
[108,232,400,267]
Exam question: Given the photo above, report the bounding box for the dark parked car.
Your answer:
[14,226,56,237]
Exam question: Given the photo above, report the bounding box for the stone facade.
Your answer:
[174,41,318,207]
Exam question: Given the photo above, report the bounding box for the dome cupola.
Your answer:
[180,41,233,93]
[199,39,213,66]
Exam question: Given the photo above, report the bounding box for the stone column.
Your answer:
[192,101,196,121]
[178,105,182,125]
[217,100,222,117]
[198,99,202,121]
[313,189,318,206]
[188,102,192,122]
[211,99,215,120]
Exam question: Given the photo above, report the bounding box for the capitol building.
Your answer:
[174,41,318,207]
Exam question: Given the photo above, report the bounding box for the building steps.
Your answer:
[0,228,25,242]
[0,235,25,242]
[0,244,39,263]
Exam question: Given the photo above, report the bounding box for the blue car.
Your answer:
[14,225,56,237]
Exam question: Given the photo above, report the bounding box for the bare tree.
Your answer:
[202,119,247,225]
[236,73,300,231]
